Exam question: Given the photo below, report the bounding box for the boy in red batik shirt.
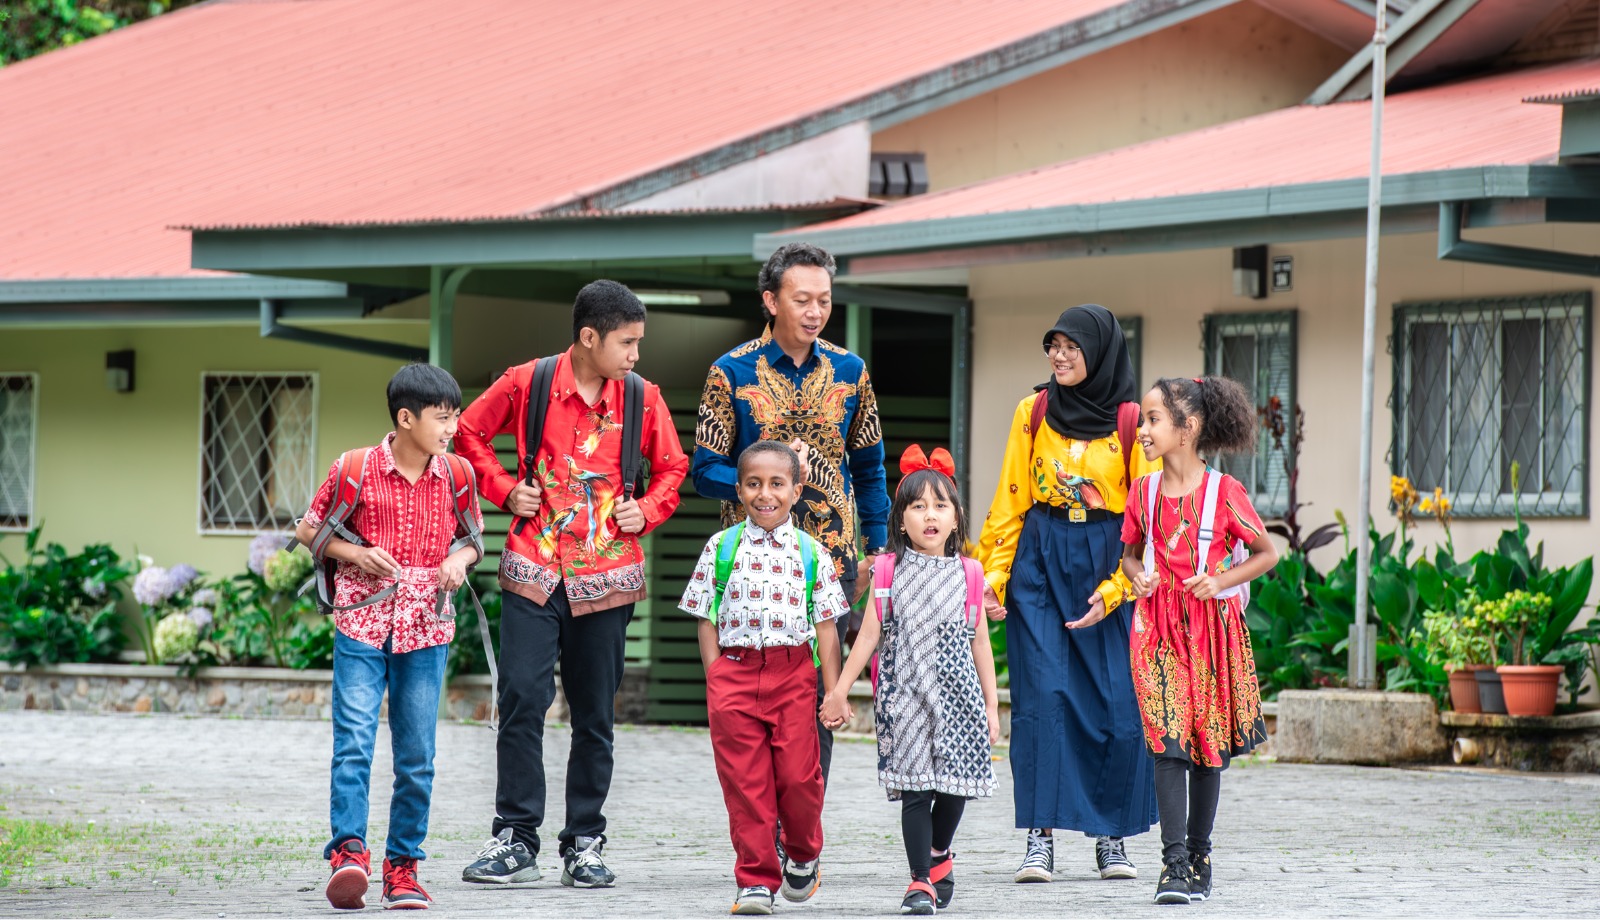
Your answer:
[456,280,689,890]
[296,363,483,911]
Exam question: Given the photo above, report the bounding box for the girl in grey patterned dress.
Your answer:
[822,450,1000,915]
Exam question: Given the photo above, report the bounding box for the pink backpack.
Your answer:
[868,552,987,692]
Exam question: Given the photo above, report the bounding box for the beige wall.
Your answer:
[872,1,1348,192]
[967,221,1600,570]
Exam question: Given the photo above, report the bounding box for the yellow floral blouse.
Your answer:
[979,392,1159,611]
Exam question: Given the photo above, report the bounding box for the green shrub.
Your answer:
[0,527,131,666]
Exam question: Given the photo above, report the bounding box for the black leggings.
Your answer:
[1154,758,1222,863]
[901,791,966,881]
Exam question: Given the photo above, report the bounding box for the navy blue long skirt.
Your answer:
[1005,508,1158,836]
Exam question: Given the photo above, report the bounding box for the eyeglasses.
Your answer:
[1043,342,1082,357]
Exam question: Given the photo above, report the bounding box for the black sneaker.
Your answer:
[1013,829,1053,883]
[779,855,820,902]
[733,886,774,915]
[461,828,540,884]
[1095,836,1137,879]
[930,851,954,909]
[1189,853,1212,901]
[900,880,936,915]
[1154,857,1192,905]
[560,835,616,888]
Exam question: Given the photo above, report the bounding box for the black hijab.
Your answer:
[1037,304,1139,441]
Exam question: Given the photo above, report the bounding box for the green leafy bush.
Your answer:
[0,527,131,666]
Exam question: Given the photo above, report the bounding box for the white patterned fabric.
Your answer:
[679,520,849,649]
[874,551,996,800]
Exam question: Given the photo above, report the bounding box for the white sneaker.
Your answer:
[732,886,775,915]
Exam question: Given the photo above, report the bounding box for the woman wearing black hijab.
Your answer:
[977,304,1158,885]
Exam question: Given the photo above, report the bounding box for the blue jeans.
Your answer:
[325,630,448,860]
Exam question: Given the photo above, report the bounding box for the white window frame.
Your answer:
[1203,310,1297,518]
[0,372,40,532]
[1392,293,1590,518]
[196,371,320,535]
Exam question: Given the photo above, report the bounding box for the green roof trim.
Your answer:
[757,166,1600,266]
[0,275,351,304]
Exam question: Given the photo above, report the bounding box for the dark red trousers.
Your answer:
[706,644,825,890]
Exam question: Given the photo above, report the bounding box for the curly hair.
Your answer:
[886,469,970,559]
[736,439,801,484]
[1151,376,1257,455]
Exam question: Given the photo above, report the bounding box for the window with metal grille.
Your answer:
[1392,293,1589,518]
[1122,315,1144,388]
[199,373,317,532]
[1203,310,1296,517]
[0,374,38,530]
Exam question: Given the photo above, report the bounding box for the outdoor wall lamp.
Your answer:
[105,349,135,393]
[1232,245,1269,299]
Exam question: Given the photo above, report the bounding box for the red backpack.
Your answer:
[1029,389,1141,483]
[867,552,987,692]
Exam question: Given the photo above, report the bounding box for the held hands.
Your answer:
[982,583,1007,621]
[1129,570,1154,598]
[1183,574,1223,601]
[1065,590,1108,630]
[613,500,647,534]
[506,481,543,517]
[819,689,852,731]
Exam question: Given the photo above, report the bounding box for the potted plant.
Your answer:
[1418,606,1494,713]
[1481,589,1565,716]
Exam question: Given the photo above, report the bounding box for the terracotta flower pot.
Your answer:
[1474,668,1507,714]
[1497,665,1564,717]
[1448,665,1493,713]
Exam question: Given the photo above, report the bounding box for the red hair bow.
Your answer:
[899,444,956,484]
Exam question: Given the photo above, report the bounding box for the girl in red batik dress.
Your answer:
[1118,375,1279,907]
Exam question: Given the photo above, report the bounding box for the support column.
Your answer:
[950,301,972,494]
[845,302,873,367]
[429,266,474,371]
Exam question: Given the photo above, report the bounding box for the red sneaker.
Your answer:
[382,857,433,910]
[325,839,371,910]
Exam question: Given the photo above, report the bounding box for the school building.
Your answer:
[4,0,1597,715]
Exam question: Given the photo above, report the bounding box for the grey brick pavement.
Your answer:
[1,711,1597,918]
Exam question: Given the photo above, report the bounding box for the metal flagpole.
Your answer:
[1351,6,1387,690]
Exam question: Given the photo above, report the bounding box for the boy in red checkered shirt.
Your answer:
[295,363,483,911]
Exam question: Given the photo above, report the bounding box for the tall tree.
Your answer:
[1,1,200,66]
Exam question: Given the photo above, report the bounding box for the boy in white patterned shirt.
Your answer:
[680,441,848,915]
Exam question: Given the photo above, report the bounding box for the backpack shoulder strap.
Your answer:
[871,552,897,623]
[1117,401,1139,481]
[522,354,561,486]
[621,372,645,501]
[1142,470,1162,576]
[308,447,373,560]
[1027,388,1048,465]
[441,454,484,565]
[958,555,986,629]
[796,531,823,668]
[709,522,745,619]
[1196,469,1222,568]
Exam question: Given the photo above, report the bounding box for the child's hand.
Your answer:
[350,545,399,579]
[986,703,1001,745]
[788,439,812,485]
[819,691,852,731]
[1182,574,1221,600]
[1065,591,1107,629]
[1129,571,1154,598]
[438,556,468,592]
[613,500,647,534]
[982,583,1007,621]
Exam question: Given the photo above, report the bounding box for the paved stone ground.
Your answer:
[1,711,1598,918]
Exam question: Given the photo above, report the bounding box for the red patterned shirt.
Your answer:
[302,433,484,653]
[456,349,689,615]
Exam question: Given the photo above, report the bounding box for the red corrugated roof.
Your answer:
[793,58,1600,238]
[0,0,1132,280]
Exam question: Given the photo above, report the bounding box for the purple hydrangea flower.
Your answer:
[192,588,219,608]
[165,564,199,593]
[133,566,172,606]
[187,607,214,629]
[248,533,288,577]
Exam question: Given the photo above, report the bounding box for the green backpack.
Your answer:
[707,521,824,667]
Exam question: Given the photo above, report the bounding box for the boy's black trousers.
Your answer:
[491,586,632,856]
